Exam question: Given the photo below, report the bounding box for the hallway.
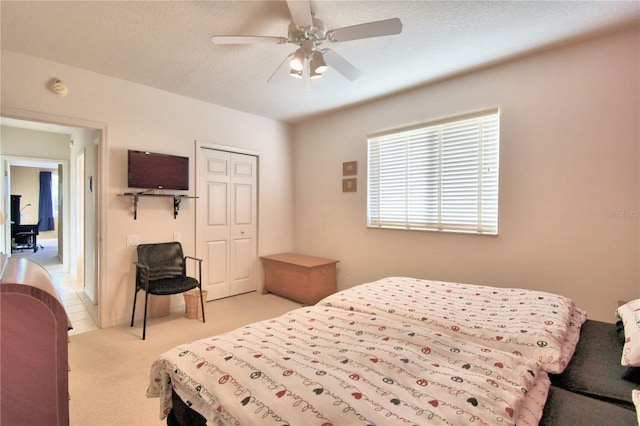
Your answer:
[11,238,98,335]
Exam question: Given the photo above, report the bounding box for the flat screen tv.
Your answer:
[127,150,189,190]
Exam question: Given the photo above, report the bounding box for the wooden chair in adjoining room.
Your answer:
[130,242,205,340]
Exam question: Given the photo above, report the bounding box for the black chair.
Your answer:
[12,219,41,253]
[130,242,205,339]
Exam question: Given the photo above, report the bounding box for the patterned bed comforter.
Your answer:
[318,277,587,374]
[148,305,549,426]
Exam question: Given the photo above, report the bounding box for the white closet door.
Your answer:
[197,147,257,300]
[228,153,257,295]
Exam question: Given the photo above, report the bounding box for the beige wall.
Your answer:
[292,27,640,323]
[1,50,295,328]
[2,125,70,159]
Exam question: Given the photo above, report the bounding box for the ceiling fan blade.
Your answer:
[286,0,313,28]
[328,18,402,42]
[211,35,288,44]
[323,49,363,81]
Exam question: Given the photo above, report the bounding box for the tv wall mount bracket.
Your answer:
[119,192,198,220]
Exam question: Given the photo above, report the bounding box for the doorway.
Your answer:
[0,114,102,333]
[8,161,63,266]
[4,159,66,262]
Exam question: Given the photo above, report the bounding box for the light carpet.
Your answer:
[68,291,301,425]
[10,238,62,271]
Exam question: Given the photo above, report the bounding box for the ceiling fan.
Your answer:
[211,0,402,82]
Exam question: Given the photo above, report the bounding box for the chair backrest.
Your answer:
[137,242,185,281]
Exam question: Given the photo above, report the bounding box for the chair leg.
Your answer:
[131,288,139,327]
[142,292,150,340]
[199,286,206,323]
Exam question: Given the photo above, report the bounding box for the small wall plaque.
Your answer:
[342,178,357,192]
[343,161,357,176]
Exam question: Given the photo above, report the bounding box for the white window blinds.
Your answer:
[367,109,500,234]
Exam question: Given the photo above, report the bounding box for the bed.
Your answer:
[317,277,587,375]
[148,277,639,425]
[149,305,549,425]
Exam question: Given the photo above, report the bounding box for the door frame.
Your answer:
[195,140,261,298]
[1,106,107,327]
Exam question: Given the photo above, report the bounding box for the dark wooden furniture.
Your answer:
[12,223,40,252]
[10,194,21,225]
[260,253,338,305]
[0,255,72,426]
[10,194,40,252]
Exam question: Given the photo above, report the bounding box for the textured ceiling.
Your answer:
[1,1,639,123]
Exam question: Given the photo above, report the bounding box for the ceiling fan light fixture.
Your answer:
[290,47,306,71]
[310,50,328,74]
[309,68,323,80]
[212,5,402,85]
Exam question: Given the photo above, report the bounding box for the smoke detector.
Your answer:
[50,79,69,96]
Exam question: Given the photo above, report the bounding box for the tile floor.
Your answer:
[12,239,99,335]
[52,269,99,336]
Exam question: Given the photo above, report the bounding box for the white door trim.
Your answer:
[195,141,261,158]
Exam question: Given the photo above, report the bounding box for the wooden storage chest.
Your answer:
[260,253,338,305]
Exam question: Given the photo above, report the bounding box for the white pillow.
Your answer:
[616,300,640,366]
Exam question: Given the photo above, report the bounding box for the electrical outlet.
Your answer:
[126,235,140,247]
[173,232,181,242]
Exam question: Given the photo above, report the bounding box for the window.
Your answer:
[367,108,500,234]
